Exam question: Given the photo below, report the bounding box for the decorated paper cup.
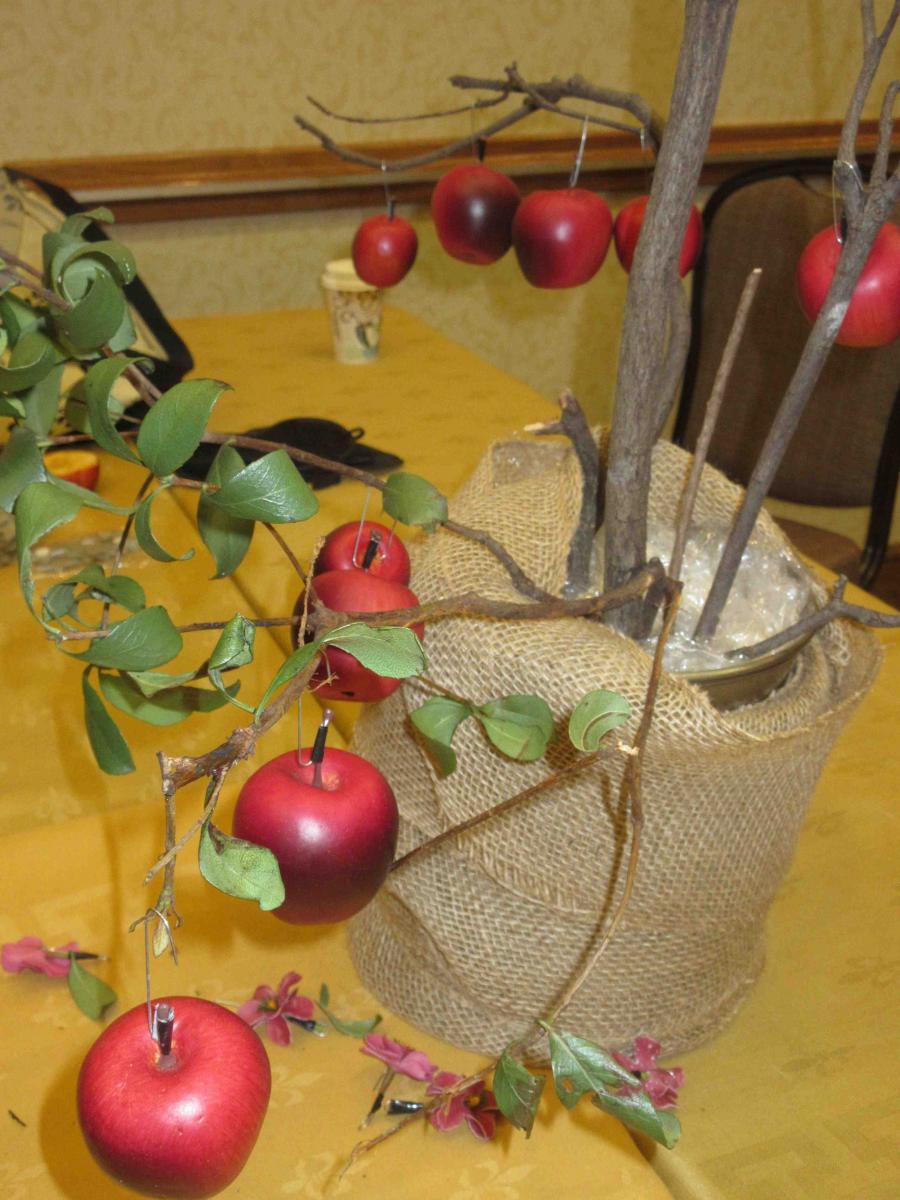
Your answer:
[320,259,382,363]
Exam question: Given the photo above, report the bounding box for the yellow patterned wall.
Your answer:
[4,0,896,500]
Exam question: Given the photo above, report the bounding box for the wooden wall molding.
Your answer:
[8,121,893,224]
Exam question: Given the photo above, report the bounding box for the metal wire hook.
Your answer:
[569,117,590,189]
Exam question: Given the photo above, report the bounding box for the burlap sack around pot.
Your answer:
[348,433,882,1058]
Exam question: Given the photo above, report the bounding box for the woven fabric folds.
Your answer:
[348,435,881,1058]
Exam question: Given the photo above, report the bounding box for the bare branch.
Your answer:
[305,90,510,124]
[503,64,650,141]
[263,522,307,585]
[872,78,899,184]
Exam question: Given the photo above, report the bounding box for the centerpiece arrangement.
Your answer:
[1,1,898,1195]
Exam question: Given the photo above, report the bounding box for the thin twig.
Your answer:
[0,267,69,311]
[101,470,155,630]
[144,764,231,883]
[263,522,307,584]
[306,90,509,124]
[504,64,649,140]
[872,79,899,185]
[670,268,762,583]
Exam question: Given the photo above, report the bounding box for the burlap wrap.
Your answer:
[348,435,881,1058]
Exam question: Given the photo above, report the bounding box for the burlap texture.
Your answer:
[348,435,882,1058]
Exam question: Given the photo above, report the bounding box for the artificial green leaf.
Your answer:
[476,694,554,762]
[42,580,79,622]
[568,690,632,752]
[74,606,183,670]
[0,330,59,393]
[126,668,200,697]
[197,444,254,577]
[207,449,318,523]
[381,471,448,532]
[0,291,43,345]
[22,361,65,437]
[409,696,472,777]
[591,1088,681,1150]
[208,614,257,711]
[67,956,117,1020]
[81,355,143,463]
[324,622,426,679]
[99,671,237,726]
[254,641,320,720]
[317,983,381,1038]
[0,426,46,513]
[105,302,137,354]
[136,378,229,477]
[81,669,135,775]
[134,490,194,563]
[198,822,285,911]
[53,261,126,353]
[493,1050,545,1137]
[47,473,136,515]
[14,481,83,608]
[70,565,146,613]
[58,208,114,240]
[541,1024,637,1109]
[59,240,136,287]
[0,395,26,419]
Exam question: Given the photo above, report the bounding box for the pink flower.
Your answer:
[361,1033,437,1082]
[426,1071,500,1140]
[2,936,79,978]
[613,1036,684,1109]
[237,971,315,1047]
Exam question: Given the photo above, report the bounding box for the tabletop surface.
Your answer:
[2,305,898,1200]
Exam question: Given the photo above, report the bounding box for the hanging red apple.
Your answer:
[613,195,703,276]
[795,221,900,348]
[512,188,613,288]
[431,163,521,264]
[315,520,411,583]
[77,997,271,1199]
[352,214,418,287]
[232,743,399,924]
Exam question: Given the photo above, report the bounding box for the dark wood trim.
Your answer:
[9,120,894,224]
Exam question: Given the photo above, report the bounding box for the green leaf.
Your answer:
[22,361,65,437]
[81,356,143,463]
[208,614,257,712]
[381,471,448,532]
[541,1024,637,1109]
[58,208,115,239]
[207,449,318,524]
[134,489,194,563]
[591,1089,681,1150]
[53,260,126,353]
[67,956,117,1020]
[59,240,137,287]
[198,822,285,911]
[254,641,320,720]
[0,330,59,393]
[126,668,200,698]
[15,481,83,608]
[81,669,135,775]
[476,694,554,762]
[46,474,136,515]
[74,606,183,670]
[324,623,426,679]
[493,1049,545,1137]
[568,690,632,752]
[409,697,472,777]
[197,444,254,577]
[69,565,145,613]
[0,291,43,345]
[0,426,46,513]
[136,378,230,477]
[316,983,382,1038]
[99,672,238,726]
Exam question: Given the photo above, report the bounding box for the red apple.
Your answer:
[315,520,411,583]
[44,448,101,491]
[431,163,521,264]
[613,195,703,276]
[795,222,900,348]
[77,997,271,1199]
[512,188,613,288]
[304,569,424,702]
[352,214,418,287]
[232,745,399,924]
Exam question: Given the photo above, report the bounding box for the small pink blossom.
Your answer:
[361,1033,437,1082]
[426,1071,500,1140]
[2,936,79,978]
[237,971,315,1046]
[613,1036,684,1109]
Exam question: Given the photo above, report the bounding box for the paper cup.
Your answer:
[320,259,383,363]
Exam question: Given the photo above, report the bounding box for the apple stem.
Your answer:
[387,1099,424,1116]
[361,531,382,571]
[153,1002,174,1058]
[476,137,487,163]
[360,1066,395,1127]
[310,709,333,788]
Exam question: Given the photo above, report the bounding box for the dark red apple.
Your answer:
[431,163,521,264]
[613,195,703,276]
[315,520,411,584]
[352,214,418,287]
[305,569,424,702]
[796,221,900,348]
[512,188,613,288]
[77,997,271,1199]
[232,746,399,924]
